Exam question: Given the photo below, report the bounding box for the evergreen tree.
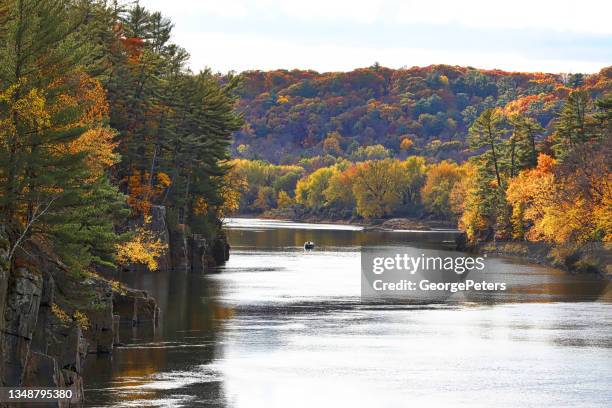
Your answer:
[468,108,505,187]
[552,90,596,159]
[508,114,543,172]
[0,0,125,272]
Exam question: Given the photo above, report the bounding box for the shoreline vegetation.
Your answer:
[0,0,610,402]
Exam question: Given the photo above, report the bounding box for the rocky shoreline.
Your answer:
[0,205,230,407]
[0,239,159,408]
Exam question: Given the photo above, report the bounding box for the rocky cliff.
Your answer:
[153,206,229,273]
[0,205,230,406]
[0,235,159,407]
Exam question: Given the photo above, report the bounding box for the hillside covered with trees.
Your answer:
[226,67,611,251]
[232,65,610,163]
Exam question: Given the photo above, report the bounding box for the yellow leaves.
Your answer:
[449,162,477,217]
[277,190,294,208]
[324,166,356,207]
[51,304,90,331]
[506,162,556,241]
[157,172,172,188]
[193,196,209,216]
[352,159,405,219]
[115,217,168,271]
[108,280,127,295]
[51,303,71,325]
[294,166,336,208]
[73,310,90,331]
[277,95,289,104]
[421,160,463,217]
[218,170,247,217]
[0,83,50,138]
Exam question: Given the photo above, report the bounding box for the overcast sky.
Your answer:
[140,0,611,74]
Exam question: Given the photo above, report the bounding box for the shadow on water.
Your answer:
[83,272,232,407]
[82,218,611,408]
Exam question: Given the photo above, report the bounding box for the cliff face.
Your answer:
[0,233,159,407]
[126,205,229,274]
[153,206,229,273]
[0,205,230,405]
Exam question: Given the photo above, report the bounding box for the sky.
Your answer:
[139,0,612,74]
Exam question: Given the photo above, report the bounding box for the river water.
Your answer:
[83,218,612,407]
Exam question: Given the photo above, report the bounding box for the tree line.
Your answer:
[226,90,611,245]
[0,0,240,272]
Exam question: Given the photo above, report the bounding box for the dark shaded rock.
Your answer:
[0,227,160,405]
[31,271,55,354]
[212,236,230,265]
[112,315,120,345]
[22,351,59,387]
[60,368,83,407]
[81,279,114,354]
[113,289,159,326]
[188,230,230,272]
[1,266,43,386]
[0,240,9,385]
[47,323,85,373]
[169,227,189,273]
[189,234,212,273]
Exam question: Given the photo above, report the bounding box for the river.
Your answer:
[82,218,612,407]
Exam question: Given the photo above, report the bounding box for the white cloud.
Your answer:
[177,31,607,74]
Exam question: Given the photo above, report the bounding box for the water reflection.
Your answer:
[83,218,612,408]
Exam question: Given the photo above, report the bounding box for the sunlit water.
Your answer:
[83,218,612,407]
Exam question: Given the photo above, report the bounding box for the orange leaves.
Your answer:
[505,152,608,244]
[157,172,172,188]
[121,37,145,63]
[534,153,556,173]
[399,137,413,151]
[126,171,172,215]
[68,127,118,177]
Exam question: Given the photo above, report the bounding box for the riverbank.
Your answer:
[474,241,611,279]
[250,207,457,231]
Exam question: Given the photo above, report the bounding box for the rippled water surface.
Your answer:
[83,218,612,407]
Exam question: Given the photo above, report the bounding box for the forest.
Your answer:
[0,0,609,401]
[227,74,611,246]
[0,0,241,274]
